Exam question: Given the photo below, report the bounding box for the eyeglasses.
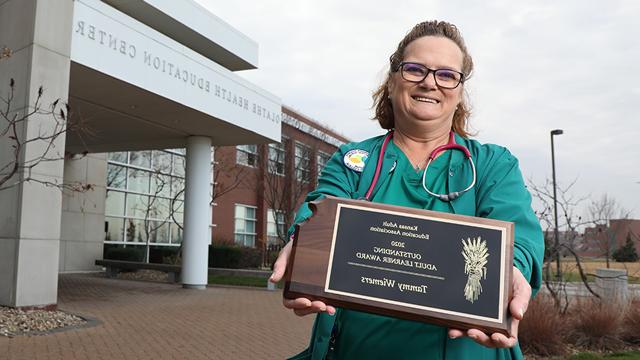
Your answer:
[396,62,465,89]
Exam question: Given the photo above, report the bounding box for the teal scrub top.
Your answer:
[287,133,544,360]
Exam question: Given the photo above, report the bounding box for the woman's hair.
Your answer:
[372,20,475,137]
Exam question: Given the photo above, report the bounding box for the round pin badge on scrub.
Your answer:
[343,149,369,172]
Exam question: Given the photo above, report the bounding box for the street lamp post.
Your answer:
[550,129,563,279]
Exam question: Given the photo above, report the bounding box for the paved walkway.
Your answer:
[0,274,315,360]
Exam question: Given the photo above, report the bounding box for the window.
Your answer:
[105,217,124,241]
[317,151,331,184]
[268,141,286,176]
[234,204,257,247]
[172,154,185,177]
[295,142,311,183]
[106,164,127,189]
[152,150,172,174]
[108,151,127,163]
[267,209,285,245]
[106,149,187,246]
[149,221,170,243]
[127,169,150,193]
[236,144,258,167]
[126,218,146,242]
[129,150,151,168]
[126,193,149,219]
[105,190,125,216]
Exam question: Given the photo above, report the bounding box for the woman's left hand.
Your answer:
[448,266,531,348]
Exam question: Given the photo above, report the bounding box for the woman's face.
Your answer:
[388,36,464,130]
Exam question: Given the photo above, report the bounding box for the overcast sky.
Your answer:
[195,0,640,221]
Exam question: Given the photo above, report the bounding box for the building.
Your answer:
[577,219,640,258]
[212,106,349,251]
[101,106,349,264]
[1,0,281,308]
[543,230,584,257]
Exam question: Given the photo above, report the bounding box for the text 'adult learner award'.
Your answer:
[283,196,514,335]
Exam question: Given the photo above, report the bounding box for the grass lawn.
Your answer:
[556,351,640,359]
[543,259,640,284]
[208,275,270,288]
[207,274,284,288]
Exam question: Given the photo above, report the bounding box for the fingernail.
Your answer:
[519,308,525,318]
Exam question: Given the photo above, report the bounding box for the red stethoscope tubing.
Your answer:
[363,130,476,202]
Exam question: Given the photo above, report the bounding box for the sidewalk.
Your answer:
[0,274,315,360]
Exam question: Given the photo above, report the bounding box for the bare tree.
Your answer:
[528,178,600,312]
[134,170,173,262]
[1,78,91,193]
[262,139,315,246]
[163,147,247,264]
[211,151,248,203]
[587,194,631,268]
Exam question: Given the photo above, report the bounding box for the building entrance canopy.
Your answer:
[66,0,281,153]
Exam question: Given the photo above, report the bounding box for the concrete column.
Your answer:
[59,154,107,272]
[182,136,212,289]
[0,0,74,307]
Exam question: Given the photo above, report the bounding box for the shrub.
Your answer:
[621,297,640,345]
[519,294,568,357]
[612,235,639,262]
[568,298,626,351]
[208,244,262,269]
[103,245,145,262]
[148,246,180,264]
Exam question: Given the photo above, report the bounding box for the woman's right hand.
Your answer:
[269,240,336,316]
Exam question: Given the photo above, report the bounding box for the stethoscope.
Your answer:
[363,131,476,202]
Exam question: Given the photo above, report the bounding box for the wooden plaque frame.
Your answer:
[284,196,514,335]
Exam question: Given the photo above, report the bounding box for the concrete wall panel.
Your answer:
[83,212,105,242]
[0,238,17,304]
[0,186,20,239]
[33,0,74,56]
[20,45,71,179]
[15,238,59,306]
[0,0,36,52]
[60,239,102,272]
[59,152,106,272]
[57,238,66,272]
[63,157,88,183]
[60,211,83,242]
[18,174,63,240]
[86,154,107,185]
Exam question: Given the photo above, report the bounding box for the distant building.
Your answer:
[544,230,584,256]
[576,219,640,258]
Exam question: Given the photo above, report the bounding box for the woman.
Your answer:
[270,20,544,360]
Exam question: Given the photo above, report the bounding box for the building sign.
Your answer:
[71,0,281,141]
[282,113,346,148]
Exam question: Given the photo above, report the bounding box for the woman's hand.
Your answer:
[448,266,531,348]
[270,241,337,316]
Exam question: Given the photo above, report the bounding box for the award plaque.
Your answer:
[284,196,514,335]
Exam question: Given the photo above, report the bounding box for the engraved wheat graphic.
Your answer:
[462,237,489,303]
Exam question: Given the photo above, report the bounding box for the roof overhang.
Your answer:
[101,0,258,71]
[66,0,280,153]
